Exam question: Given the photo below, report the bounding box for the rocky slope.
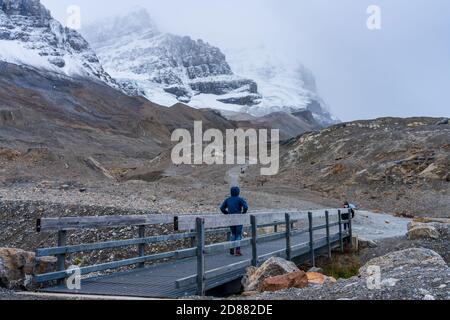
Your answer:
[0,60,241,184]
[278,117,450,217]
[0,0,118,88]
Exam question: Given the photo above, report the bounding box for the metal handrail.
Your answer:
[34,209,352,291]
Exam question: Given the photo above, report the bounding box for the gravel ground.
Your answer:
[351,211,411,240]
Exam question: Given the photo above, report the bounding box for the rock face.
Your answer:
[0,247,56,289]
[242,257,299,292]
[82,8,261,107]
[82,8,336,124]
[0,0,118,88]
[260,271,308,292]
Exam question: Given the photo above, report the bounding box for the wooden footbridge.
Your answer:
[34,209,352,298]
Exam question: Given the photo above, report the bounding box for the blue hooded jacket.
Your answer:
[220,187,248,215]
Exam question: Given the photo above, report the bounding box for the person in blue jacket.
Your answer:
[220,187,248,256]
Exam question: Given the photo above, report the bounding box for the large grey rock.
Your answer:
[407,224,440,240]
[242,257,299,292]
[360,248,447,277]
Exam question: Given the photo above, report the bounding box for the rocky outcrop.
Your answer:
[242,257,299,292]
[0,248,56,289]
[246,249,450,300]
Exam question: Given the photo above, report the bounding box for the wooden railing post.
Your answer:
[138,225,145,268]
[190,230,196,248]
[285,213,292,261]
[56,230,67,284]
[325,211,331,259]
[251,215,258,267]
[196,218,205,296]
[338,210,344,253]
[308,212,315,268]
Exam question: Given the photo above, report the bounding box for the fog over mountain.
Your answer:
[42,0,450,121]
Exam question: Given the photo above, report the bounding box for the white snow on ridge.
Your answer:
[226,46,322,116]
[0,39,91,77]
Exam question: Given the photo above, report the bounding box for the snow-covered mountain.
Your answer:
[0,1,337,126]
[0,0,117,87]
[226,46,338,125]
[82,9,261,109]
[82,8,337,125]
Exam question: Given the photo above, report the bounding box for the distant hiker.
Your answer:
[220,187,248,256]
[342,201,357,230]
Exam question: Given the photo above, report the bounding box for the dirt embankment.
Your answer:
[277,117,450,218]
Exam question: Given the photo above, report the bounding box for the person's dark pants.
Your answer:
[342,212,350,231]
[229,225,243,255]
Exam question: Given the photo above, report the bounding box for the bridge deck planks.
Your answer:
[41,226,342,298]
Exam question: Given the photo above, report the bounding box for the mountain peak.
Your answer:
[0,0,119,89]
[0,0,50,19]
[83,7,159,48]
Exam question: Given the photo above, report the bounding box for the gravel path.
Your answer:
[351,211,412,240]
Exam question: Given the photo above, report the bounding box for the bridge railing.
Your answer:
[34,209,352,294]
[174,209,352,296]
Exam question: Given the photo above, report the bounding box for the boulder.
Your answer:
[242,257,299,292]
[407,225,440,240]
[360,248,447,277]
[260,271,308,292]
[358,237,378,249]
[435,118,449,125]
[0,248,56,290]
[306,272,337,285]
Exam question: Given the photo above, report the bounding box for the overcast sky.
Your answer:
[42,0,450,121]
